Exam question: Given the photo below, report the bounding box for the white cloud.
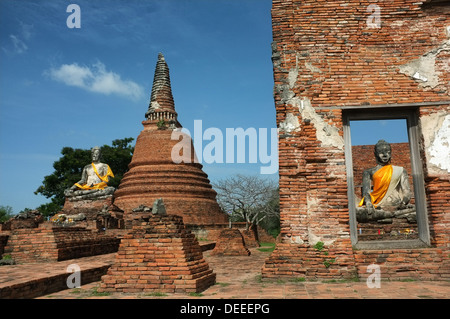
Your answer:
[47,62,144,100]
[3,22,33,55]
[19,21,33,40]
[50,63,93,88]
[9,35,28,54]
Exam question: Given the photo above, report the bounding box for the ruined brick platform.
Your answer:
[0,253,116,299]
[98,214,216,293]
[3,222,120,263]
[211,228,251,256]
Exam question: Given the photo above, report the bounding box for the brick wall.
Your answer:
[354,248,449,281]
[4,223,120,263]
[263,0,450,281]
[0,234,8,257]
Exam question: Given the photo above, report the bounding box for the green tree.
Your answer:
[34,138,134,216]
[99,137,135,189]
[0,205,14,222]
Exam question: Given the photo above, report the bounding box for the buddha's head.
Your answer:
[374,139,391,165]
[91,146,101,162]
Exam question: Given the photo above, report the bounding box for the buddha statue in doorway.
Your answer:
[356,140,415,223]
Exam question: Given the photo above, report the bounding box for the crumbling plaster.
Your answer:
[398,36,450,91]
[277,66,344,149]
[420,111,450,175]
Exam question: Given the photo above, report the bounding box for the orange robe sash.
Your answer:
[359,164,393,208]
[75,163,114,190]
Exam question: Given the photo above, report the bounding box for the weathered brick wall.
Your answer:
[418,105,450,249]
[241,229,260,248]
[263,0,450,280]
[0,234,8,257]
[354,248,449,281]
[4,223,120,263]
[1,218,41,231]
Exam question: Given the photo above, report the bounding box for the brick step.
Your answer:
[0,253,115,299]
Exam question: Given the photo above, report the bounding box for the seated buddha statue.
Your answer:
[356,140,414,223]
[64,146,115,200]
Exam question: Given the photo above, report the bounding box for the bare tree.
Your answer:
[213,174,279,230]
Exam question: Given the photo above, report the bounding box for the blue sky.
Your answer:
[0,0,412,215]
[350,119,408,145]
[0,0,276,214]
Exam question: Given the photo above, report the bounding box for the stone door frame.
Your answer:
[342,107,431,249]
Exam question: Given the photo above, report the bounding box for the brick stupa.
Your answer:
[113,53,228,226]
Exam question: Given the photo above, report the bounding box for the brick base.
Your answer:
[262,242,357,280]
[98,214,216,293]
[354,248,450,281]
[262,243,450,281]
[62,195,114,221]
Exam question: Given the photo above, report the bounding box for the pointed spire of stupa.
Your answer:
[145,53,177,120]
[113,53,229,227]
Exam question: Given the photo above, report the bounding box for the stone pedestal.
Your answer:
[61,194,125,230]
[98,214,216,293]
[62,195,114,220]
